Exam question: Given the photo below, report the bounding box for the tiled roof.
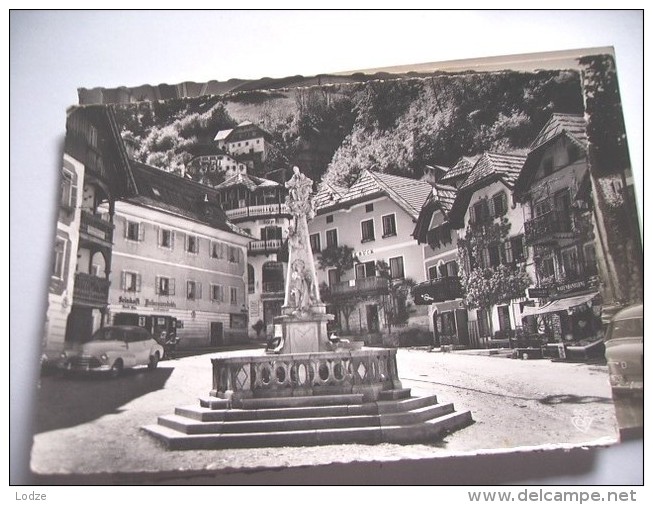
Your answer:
[530,113,587,151]
[429,183,458,215]
[127,161,249,237]
[215,172,281,192]
[315,170,432,220]
[411,183,458,242]
[440,156,477,184]
[459,151,527,191]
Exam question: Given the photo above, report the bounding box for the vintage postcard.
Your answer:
[30,47,642,484]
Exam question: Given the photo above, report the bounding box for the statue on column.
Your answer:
[283,166,323,315]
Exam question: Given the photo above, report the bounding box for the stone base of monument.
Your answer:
[142,348,474,450]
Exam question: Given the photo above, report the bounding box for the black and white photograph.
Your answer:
[10,10,643,489]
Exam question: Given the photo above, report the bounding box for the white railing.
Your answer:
[225,203,290,219]
[248,239,283,252]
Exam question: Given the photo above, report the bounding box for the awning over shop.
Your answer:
[521,292,600,318]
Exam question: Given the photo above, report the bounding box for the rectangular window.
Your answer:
[488,244,501,267]
[309,233,321,252]
[382,214,397,237]
[365,203,374,213]
[471,200,490,224]
[356,260,376,279]
[328,269,340,286]
[158,228,173,249]
[60,169,77,209]
[540,256,555,280]
[492,192,507,217]
[561,247,580,280]
[228,246,241,263]
[230,286,238,306]
[186,235,199,254]
[126,221,143,241]
[187,280,202,300]
[361,219,375,242]
[584,242,598,276]
[428,265,438,280]
[156,276,175,296]
[326,214,334,224]
[211,241,225,259]
[534,199,552,217]
[122,271,141,292]
[497,305,512,332]
[389,256,405,279]
[326,229,338,248]
[446,261,459,277]
[211,284,224,302]
[52,238,66,279]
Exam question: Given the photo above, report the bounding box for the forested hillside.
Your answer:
[113,69,584,185]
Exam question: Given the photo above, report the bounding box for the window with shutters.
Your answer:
[230,286,239,305]
[186,235,199,254]
[187,280,202,300]
[382,214,397,238]
[210,241,225,259]
[126,221,143,242]
[52,238,66,279]
[309,233,321,252]
[492,191,507,217]
[156,276,175,296]
[228,245,241,263]
[427,265,438,280]
[389,256,405,279]
[211,284,224,302]
[158,228,173,249]
[60,168,77,210]
[327,269,340,286]
[361,219,375,242]
[122,271,141,292]
[471,200,490,224]
[355,260,376,279]
[326,229,338,248]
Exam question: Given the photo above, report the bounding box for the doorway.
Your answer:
[432,310,441,347]
[366,305,380,333]
[210,322,224,346]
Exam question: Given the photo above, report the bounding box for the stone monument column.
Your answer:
[276,167,333,353]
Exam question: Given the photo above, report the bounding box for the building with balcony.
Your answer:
[447,151,533,347]
[214,170,292,339]
[309,170,432,337]
[106,161,252,348]
[44,106,137,359]
[412,182,470,347]
[513,113,607,342]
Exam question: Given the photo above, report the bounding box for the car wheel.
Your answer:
[110,360,124,378]
[148,352,159,370]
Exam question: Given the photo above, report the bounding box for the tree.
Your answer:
[376,260,416,335]
[457,214,531,336]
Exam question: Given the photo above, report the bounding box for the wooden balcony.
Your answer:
[524,210,573,246]
[73,272,110,307]
[412,276,462,305]
[330,276,389,298]
[225,203,290,221]
[79,211,113,246]
[248,239,283,255]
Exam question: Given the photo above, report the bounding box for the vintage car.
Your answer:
[604,304,643,398]
[60,325,164,376]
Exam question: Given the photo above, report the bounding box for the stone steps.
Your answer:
[143,389,473,450]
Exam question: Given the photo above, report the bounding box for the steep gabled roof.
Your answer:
[439,156,478,186]
[215,172,281,192]
[126,161,250,237]
[459,152,527,191]
[412,183,458,242]
[529,113,587,151]
[315,170,432,220]
[514,113,588,200]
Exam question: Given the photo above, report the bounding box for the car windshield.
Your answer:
[605,318,643,341]
[88,327,125,342]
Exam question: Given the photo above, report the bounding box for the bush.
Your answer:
[394,327,433,347]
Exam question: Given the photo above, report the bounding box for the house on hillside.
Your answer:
[185,144,248,186]
[214,171,293,340]
[309,170,432,340]
[106,161,252,348]
[44,106,137,361]
[214,120,272,170]
[447,152,533,348]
